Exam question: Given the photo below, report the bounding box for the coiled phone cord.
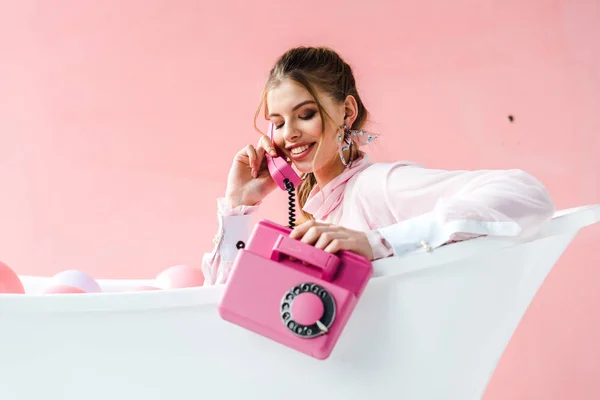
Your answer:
[284,178,296,229]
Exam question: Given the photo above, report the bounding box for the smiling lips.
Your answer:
[288,143,316,160]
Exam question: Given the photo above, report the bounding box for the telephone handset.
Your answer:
[265,122,303,228]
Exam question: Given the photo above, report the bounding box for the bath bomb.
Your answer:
[0,261,25,294]
[155,264,204,289]
[47,270,102,293]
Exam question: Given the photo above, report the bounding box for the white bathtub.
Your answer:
[1,205,598,400]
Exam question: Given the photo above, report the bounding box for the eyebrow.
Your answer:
[268,100,316,118]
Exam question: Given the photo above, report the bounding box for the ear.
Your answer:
[342,95,359,127]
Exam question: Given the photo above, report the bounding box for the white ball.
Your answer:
[50,270,102,293]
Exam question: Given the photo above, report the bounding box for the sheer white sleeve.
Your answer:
[356,163,555,259]
[201,198,260,285]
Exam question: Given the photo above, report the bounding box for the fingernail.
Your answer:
[270,150,277,156]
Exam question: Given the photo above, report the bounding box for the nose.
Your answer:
[281,122,301,144]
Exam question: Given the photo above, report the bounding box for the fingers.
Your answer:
[324,238,351,254]
[288,220,370,258]
[255,146,266,175]
[243,145,259,178]
[235,134,280,180]
[314,231,346,251]
[258,135,278,157]
[292,221,345,251]
[299,225,352,254]
[299,225,330,245]
[237,135,279,180]
[290,220,323,240]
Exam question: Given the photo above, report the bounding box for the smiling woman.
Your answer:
[201,46,556,286]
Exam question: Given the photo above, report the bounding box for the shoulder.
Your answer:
[353,159,423,187]
[347,160,422,207]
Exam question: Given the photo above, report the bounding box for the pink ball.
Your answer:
[44,284,86,294]
[48,270,102,293]
[0,261,25,294]
[155,264,204,289]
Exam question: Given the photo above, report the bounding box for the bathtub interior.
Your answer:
[0,205,598,400]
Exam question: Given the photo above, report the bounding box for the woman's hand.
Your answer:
[289,220,374,260]
[225,135,280,208]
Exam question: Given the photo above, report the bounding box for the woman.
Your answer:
[202,46,555,285]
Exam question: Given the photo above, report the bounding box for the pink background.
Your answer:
[0,0,599,398]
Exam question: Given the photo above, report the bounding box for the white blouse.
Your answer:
[202,155,555,286]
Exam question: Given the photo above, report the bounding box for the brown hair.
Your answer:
[254,46,369,221]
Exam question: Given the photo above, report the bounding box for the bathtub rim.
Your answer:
[0,204,598,314]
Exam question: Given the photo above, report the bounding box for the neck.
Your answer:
[312,151,363,189]
[313,160,345,189]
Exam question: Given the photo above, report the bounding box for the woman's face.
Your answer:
[266,79,346,180]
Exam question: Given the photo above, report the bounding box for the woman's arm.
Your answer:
[201,198,260,285]
[357,162,556,259]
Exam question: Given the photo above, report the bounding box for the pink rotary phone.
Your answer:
[218,123,373,359]
[218,219,373,359]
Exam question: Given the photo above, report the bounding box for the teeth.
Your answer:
[291,144,312,155]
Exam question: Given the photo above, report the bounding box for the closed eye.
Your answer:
[273,109,317,130]
[299,110,316,120]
